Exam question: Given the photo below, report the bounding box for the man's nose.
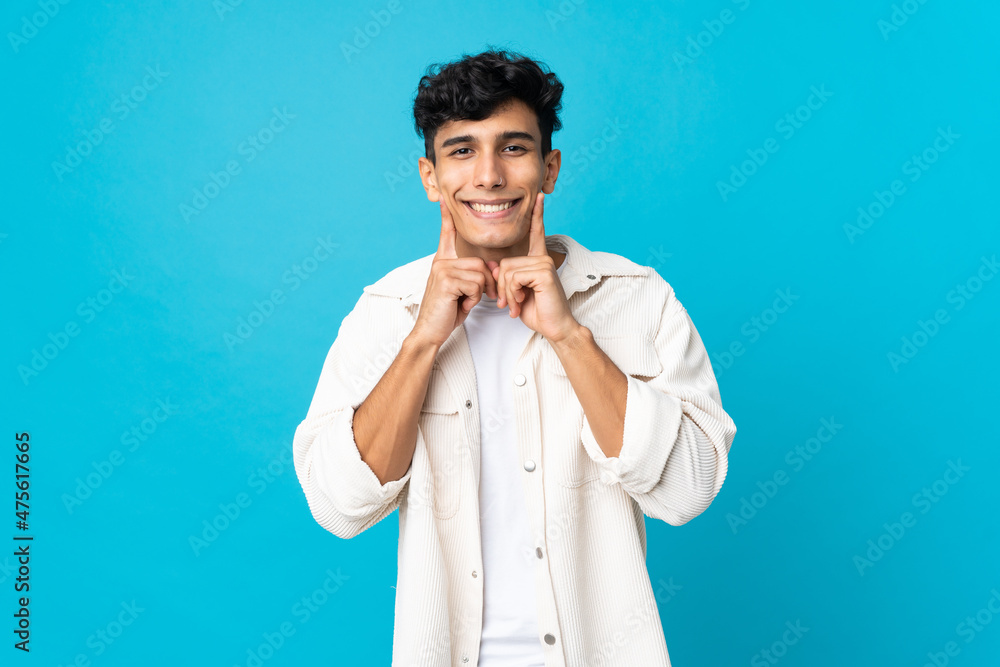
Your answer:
[473,154,505,189]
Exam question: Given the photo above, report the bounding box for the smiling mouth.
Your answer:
[463,197,522,219]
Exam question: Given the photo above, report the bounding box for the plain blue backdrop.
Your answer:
[3,0,999,665]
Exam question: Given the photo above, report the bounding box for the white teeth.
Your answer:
[469,201,514,213]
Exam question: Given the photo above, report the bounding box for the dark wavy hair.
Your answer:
[412,48,565,165]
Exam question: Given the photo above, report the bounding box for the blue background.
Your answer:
[3,0,998,665]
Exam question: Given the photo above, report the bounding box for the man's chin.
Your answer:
[467,223,525,247]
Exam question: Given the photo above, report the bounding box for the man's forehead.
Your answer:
[435,101,540,146]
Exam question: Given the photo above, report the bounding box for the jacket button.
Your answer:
[544,633,556,645]
[465,399,472,408]
[523,460,536,472]
[514,373,526,386]
[462,654,469,663]
[471,570,477,578]
[536,547,543,559]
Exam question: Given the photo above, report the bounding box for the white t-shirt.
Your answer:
[462,258,566,667]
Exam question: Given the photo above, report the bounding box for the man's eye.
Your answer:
[450,146,525,156]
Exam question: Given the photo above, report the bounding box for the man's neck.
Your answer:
[550,249,566,270]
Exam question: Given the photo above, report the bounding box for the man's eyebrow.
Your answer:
[440,130,537,149]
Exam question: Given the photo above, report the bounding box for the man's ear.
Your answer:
[418,156,440,202]
[540,148,561,194]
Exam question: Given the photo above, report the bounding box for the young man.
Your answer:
[292,49,737,667]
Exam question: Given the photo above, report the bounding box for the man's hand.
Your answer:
[491,192,579,342]
[410,200,499,349]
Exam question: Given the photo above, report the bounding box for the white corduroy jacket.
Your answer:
[292,233,737,667]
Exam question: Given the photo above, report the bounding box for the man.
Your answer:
[292,49,737,667]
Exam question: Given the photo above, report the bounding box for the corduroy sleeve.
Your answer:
[292,292,413,539]
[579,279,737,526]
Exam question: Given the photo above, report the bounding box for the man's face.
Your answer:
[418,98,561,258]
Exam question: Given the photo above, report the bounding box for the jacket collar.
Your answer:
[363,233,648,307]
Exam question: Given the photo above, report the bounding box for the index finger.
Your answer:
[526,191,546,257]
[435,200,458,260]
